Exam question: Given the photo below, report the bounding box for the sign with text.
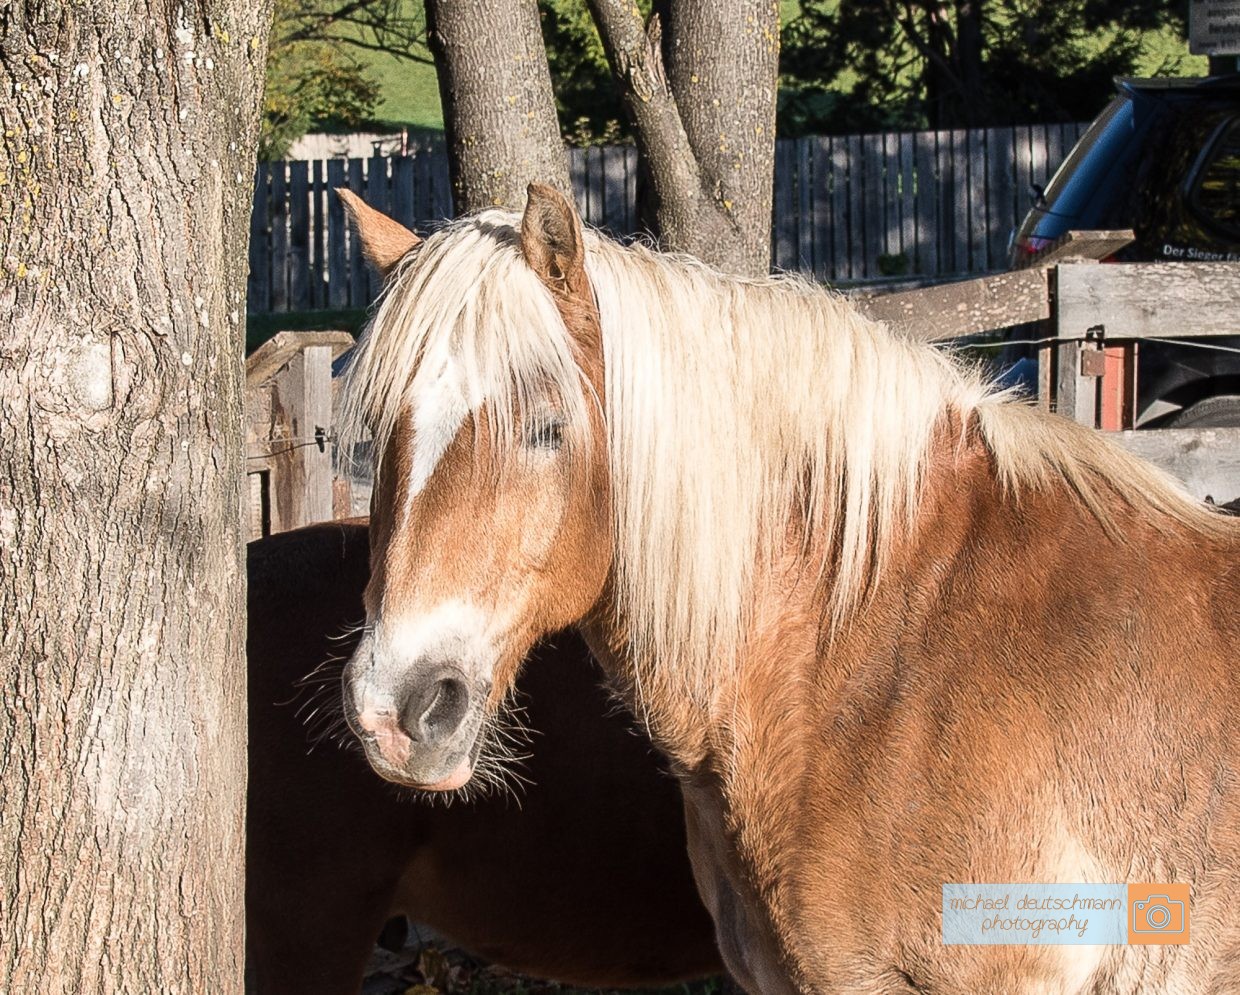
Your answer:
[1191,0,1240,55]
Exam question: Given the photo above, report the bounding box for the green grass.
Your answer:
[363,49,444,132]
[330,0,443,131]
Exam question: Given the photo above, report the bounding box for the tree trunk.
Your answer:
[0,1,270,991]
[588,0,777,276]
[954,0,985,126]
[425,0,570,212]
[664,0,779,276]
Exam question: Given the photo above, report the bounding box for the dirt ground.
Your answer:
[361,933,729,995]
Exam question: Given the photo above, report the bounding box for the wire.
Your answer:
[959,335,1063,349]
[247,430,337,461]
[1138,335,1240,356]
[953,334,1240,355]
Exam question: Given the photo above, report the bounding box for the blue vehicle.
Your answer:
[1010,75,1240,427]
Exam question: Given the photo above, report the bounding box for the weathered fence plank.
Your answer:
[966,128,986,272]
[326,158,347,309]
[986,127,1015,270]
[856,267,1051,341]
[429,151,452,222]
[797,139,813,272]
[366,156,389,300]
[346,158,365,308]
[1056,262,1240,341]
[311,160,326,309]
[413,150,432,223]
[913,130,938,276]
[1110,428,1240,505]
[811,136,832,280]
[392,155,416,231]
[269,163,288,312]
[898,132,915,273]
[951,129,971,274]
[289,161,310,311]
[773,139,797,269]
[862,133,883,279]
[250,164,270,314]
[832,135,852,281]
[569,148,588,220]
[602,145,627,234]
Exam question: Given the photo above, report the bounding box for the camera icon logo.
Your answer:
[1132,896,1183,933]
[1127,883,1190,945]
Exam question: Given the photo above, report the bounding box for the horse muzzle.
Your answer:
[342,649,489,790]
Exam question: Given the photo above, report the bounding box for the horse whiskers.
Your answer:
[392,693,535,808]
[459,694,534,806]
[326,616,372,643]
[279,657,360,755]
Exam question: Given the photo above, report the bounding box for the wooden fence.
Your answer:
[248,121,1089,314]
[247,235,1240,539]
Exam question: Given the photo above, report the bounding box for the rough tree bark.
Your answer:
[588,0,779,276]
[0,1,270,992]
[425,0,570,211]
[663,0,780,276]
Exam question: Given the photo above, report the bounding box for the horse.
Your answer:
[245,520,721,994]
[334,184,1240,993]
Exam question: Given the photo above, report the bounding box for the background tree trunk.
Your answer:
[954,0,985,126]
[425,0,570,211]
[588,0,778,276]
[0,1,270,991]
[664,0,779,276]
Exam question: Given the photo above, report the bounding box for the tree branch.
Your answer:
[277,0,432,63]
[585,0,721,255]
[892,0,964,94]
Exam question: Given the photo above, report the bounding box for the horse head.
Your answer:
[338,185,612,791]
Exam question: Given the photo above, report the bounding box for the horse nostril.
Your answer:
[400,672,470,747]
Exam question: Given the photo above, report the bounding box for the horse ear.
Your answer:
[335,188,421,278]
[520,183,585,292]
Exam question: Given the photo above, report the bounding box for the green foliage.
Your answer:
[260,0,438,158]
[537,0,641,146]
[780,0,1202,134]
[261,1,383,158]
[261,47,380,160]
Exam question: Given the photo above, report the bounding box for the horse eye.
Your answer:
[526,419,564,451]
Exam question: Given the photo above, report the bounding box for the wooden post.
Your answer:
[281,344,335,529]
[1050,258,1240,425]
[245,330,354,538]
[1055,335,1101,427]
[1099,343,1138,431]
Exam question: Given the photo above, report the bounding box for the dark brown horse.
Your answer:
[245,521,720,994]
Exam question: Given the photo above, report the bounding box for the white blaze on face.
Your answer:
[406,353,472,504]
[376,598,505,685]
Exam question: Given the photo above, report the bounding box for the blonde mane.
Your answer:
[341,211,1230,693]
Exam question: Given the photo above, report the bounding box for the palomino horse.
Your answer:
[336,185,1240,993]
[246,520,719,994]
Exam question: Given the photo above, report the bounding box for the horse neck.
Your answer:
[576,596,722,774]
[575,420,1011,777]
